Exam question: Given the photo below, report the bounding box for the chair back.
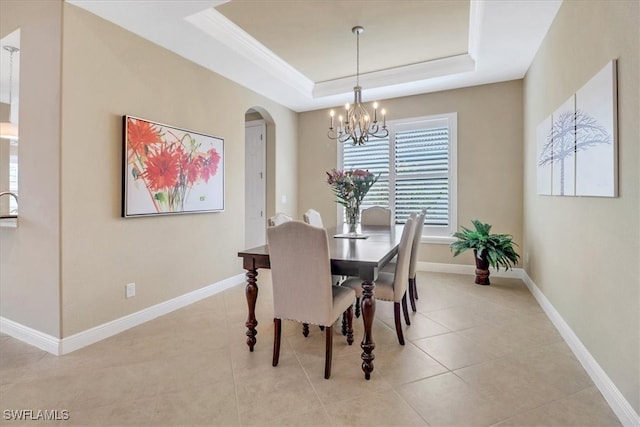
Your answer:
[408,209,426,277]
[268,212,292,227]
[302,208,324,228]
[267,221,334,325]
[361,206,392,226]
[392,214,416,302]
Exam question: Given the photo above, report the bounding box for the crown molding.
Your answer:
[185,8,314,96]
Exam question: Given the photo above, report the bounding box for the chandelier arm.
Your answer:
[367,130,390,140]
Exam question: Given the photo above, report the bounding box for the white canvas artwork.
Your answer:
[575,60,618,197]
[549,96,576,196]
[536,116,552,195]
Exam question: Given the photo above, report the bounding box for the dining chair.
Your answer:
[268,212,292,227]
[267,221,355,379]
[302,208,323,227]
[303,208,344,288]
[360,206,392,226]
[382,209,426,312]
[342,214,416,345]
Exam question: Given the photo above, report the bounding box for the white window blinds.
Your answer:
[342,113,457,239]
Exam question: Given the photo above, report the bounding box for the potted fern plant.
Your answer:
[450,220,520,285]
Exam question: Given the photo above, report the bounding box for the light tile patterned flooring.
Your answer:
[0,272,621,426]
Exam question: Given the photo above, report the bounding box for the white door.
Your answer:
[245,120,266,248]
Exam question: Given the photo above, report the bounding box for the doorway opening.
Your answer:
[244,109,267,248]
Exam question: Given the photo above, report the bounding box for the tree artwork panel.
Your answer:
[123,116,224,217]
[544,96,576,196]
[575,61,617,197]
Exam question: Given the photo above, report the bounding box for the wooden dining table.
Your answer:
[237,223,402,380]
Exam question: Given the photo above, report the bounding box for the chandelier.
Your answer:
[327,26,388,146]
[0,45,19,141]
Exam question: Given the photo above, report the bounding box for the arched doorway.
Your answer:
[244,107,274,249]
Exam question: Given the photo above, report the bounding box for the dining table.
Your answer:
[237,223,402,380]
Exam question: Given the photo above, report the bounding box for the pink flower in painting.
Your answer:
[200,148,221,183]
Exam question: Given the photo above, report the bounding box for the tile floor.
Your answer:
[0,271,621,426]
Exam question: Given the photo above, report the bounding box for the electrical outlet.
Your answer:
[125,283,136,298]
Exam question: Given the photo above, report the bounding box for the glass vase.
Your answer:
[345,205,360,234]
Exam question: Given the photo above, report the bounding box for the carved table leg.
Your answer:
[245,267,259,352]
[360,280,376,380]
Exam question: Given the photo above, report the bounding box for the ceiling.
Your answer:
[8,1,562,113]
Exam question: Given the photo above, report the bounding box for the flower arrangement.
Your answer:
[326,168,379,231]
[126,118,221,213]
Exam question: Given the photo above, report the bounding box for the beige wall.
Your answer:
[523,0,639,412]
[59,4,298,336]
[298,80,524,265]
[0,0,62,337]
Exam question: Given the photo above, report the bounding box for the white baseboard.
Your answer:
[0,317,60,354]
[520,271,640,427]
[0,273,245,356]
[417,261,523,279]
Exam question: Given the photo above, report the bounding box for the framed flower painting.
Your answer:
[122,115,224,217]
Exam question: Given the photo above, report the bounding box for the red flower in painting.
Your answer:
[200,148,221,183]
[127,119,163,156]
[181,151,203,186]
[144,146,180,191]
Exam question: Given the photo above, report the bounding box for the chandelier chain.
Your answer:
[356,29,360,87]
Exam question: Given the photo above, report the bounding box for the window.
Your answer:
[341,113,457,242]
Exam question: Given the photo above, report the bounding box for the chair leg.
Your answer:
[324,326,333,379]
[273,318,282,367]
[355,297,360,318]
[393,302,405,345]
[402,292,411,326]
[345,305,354,345]
[408,277,417,312]
[341,312,347,336]
[413,274,419,300]
[302,323,309,337]
[319,326,325,331]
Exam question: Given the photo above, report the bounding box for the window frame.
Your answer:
[337,112,457,244]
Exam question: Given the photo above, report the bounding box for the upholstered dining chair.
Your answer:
[360,206,392,226]
[302,209,343,287]
[342,214,416,345]
[268,212,292,227]
[302,208,323,228]
[267,221,355,379]
[383,209,426,312]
